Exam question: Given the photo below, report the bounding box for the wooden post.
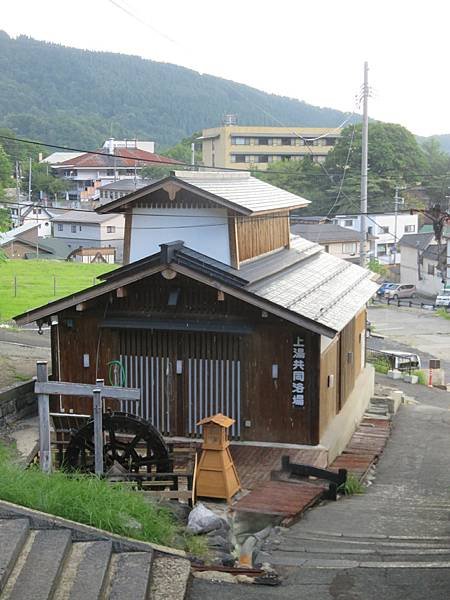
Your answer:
[36,361,52,473]
[93,387,103,476]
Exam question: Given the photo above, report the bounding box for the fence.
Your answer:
[366,347,420,375]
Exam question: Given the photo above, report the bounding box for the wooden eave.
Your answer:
[95,175,305,217]
[13,257,337,338]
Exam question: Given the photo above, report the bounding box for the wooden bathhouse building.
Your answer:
[14,171,378,459]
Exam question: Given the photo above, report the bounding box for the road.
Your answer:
[367,304,450,372]
[0,327,51,389]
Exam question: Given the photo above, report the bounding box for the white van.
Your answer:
[436,286,450,307]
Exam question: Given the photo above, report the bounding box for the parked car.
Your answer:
[376,282,395,297]
[435,286,450,307]
[384,284,416,300]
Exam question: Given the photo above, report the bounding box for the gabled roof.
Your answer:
[55,148,180,169]
[51,210,121,224]
[398,232,434,251]
[97,171,310,216]
[14,236,378,337]
[0,223,38,246]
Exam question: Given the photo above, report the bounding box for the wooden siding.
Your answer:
[235,210,290,263]
[122,210,132,264]
[354,308,366,375]
[52,272,322,445]
[319,338,339,438]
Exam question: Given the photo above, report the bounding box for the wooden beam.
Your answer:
[37,361,52,473]
[35,381,141,401]
[123,210,132,265]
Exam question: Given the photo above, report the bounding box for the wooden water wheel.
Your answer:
[64,412,172,474]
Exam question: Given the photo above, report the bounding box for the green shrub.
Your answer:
[0,442,178,547]
[411,370,426,385]
[372,356,390,374]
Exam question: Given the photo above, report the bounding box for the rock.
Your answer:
[193,571,237,584]
[187,503,227,534]
[120,515,142,531]
[207,535,233,553]
[235,574,255,584]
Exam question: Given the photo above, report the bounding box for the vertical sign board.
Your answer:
[292,335,306,407]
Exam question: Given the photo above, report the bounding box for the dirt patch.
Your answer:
[0,344,51,389]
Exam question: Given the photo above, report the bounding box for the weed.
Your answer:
[338,474,365,496]
[0,442,178,546]
[372,356,390,375]
[411,370,426,385]
[183,532,210,559]
[436,308,450,320]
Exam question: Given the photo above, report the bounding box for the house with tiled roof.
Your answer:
[50,139,181,202]
[399,232,447,296]
[15,171,378,461]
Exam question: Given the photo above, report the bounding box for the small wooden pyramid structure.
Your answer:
[195,413,241,503]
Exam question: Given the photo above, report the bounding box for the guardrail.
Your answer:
[372,297,449,311]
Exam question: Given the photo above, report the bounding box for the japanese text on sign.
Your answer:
[292,336,305,407]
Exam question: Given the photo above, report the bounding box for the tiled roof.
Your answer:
[247,236,378,332]
[0,223,37,246]
[57,148,180,169]
[174,171,310,213]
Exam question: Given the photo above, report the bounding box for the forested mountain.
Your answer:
[0,31,354,150]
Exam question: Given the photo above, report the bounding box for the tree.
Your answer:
[324,122,428,212]
[420,138,450,204]
[0,144,12,187]
[0,207,11,232]
[140,165,172,180]
[20,162,69,201]
[259,158,328,214]
[162,132,202,165]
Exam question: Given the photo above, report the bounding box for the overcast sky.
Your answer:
[2,0,449,136]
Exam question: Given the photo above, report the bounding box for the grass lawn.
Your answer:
[0,259,117,322]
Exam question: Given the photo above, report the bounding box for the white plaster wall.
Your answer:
[54,222,100,240]
[129,207,231,264]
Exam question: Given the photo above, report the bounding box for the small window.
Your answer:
[57,224,63,232]
[71,224,77,233]
[281,137,293,145]
[231,137,249,145]
[368,226,373,234]
[404,225,415,233]
[106,169,114,176]
[79,225,82,232]
[428,264,435,275]
[343,242,357,254]
[380,226,389,234]
[324,244,330,253]
[344,220,353,227]
[258,155,269,163]
[258,138,269,145]
[107,226,116,233]
[232,155,246,163]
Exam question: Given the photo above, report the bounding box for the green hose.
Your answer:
[107,360,127,387]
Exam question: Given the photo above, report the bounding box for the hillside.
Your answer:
[0,31,354,150]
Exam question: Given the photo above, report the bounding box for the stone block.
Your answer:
[387,369,402,380]
[403,374,418,384]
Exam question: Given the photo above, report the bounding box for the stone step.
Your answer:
[272,545,450,558]
[107,552,153,600]
[0,519,29,593]
[148,555,191,600]
[53,540,112,600]
[279,532,450,548]
[2,529,72,600]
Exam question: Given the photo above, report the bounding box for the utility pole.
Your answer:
[28,157,32,203]
[191,142,196,167]
[360,61,369,267]
[393,186,403,265]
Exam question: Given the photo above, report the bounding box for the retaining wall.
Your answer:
[0,380,37,427]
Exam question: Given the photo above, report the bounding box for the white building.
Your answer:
[333,212,418,264]
[399,232,446,297]
[47,139,179,202]
[51,210,125,262]
[20,206,66,238]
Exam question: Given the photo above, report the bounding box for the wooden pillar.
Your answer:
[93,388,103,476]
[37,361,52,473]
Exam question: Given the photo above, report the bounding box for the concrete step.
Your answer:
[268,553,450,569]
[148,555,191,600]
[106,552,153,600]
[0,519,29,593]
[53,540,112,600]
[2,529,72,600]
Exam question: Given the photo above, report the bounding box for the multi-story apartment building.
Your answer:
[199,125,341,170]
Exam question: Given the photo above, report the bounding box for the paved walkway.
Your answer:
[190,380,450,599]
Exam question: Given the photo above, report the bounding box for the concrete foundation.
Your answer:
[320,365,375,464]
